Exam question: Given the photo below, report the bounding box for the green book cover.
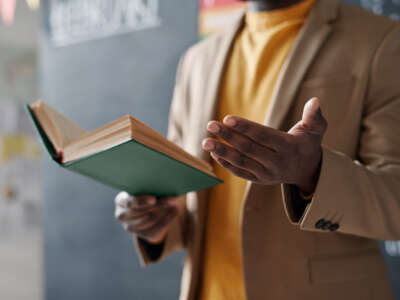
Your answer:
[27,105,222,197]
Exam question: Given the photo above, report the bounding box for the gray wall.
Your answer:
[40,1,197,299]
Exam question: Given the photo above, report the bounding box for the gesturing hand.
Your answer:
[202,98,327,194]
[115,192,179,244]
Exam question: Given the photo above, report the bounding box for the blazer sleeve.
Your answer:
[135,53,190,266]
[282,24,400,240]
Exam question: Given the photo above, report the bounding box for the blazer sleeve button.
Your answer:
[315,219,326,229]
[321,221,332,230]
[329,223,340,232]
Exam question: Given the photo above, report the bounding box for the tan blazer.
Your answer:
[135,0,400,299]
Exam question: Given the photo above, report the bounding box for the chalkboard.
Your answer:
[355,0,400,19]
[40,1,198,299]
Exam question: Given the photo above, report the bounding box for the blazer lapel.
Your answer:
[198,15,245,162]
[264,0,340,130]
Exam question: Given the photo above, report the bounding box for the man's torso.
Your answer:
[173,0,398,299]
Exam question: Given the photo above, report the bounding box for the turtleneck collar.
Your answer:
[245,0,317,30]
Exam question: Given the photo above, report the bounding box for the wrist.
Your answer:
[298,188,314,200]
[297,182,316,195]
[296,148,323,194]
[145,235,167,245]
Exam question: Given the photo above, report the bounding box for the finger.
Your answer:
[115,191,134,208]
[301,97,327,135]
[202,138,265,175]
[123,207,169,232]
[221,115,287,150]
[116,197,177,221]
[210,152,258,181]
[157,197,178,208]
[116,204,160,221]
[115,205,130,221]
[133,208,178,239]
[207,121,276,163]
[131,195,157,209]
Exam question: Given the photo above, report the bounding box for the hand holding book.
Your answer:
[115,192,178,245]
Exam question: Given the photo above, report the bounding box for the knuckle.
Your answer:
[215,144,227,156]
[157,197,168,207]
[165,196,177,207]
[236,121,249,133]
[219,127,232,141]
[256,131,269,144]
[236,153,247,167]
[240,141,254,154]
[135,197,146,207]
[136,195,154,205]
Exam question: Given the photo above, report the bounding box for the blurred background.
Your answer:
[0,0,399,299]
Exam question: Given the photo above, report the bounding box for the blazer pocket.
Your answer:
[309,250,387,285]
[301,74,354,89]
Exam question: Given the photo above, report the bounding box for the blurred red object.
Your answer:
[199,0,242,10]
[0,0,16,25]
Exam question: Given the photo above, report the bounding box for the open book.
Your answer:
[27,101,222,196]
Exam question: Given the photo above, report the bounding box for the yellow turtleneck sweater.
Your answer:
[199,0,316,299]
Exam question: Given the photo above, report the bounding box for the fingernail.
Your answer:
[223,116,236,127]
[210,152,219,160]
[202,139,215,151]
[167,197,176,206]
[149,197,156,205]
[207,122,220,134]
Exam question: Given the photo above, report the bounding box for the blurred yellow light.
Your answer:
[0,135,41,162]
[26,0,39,10]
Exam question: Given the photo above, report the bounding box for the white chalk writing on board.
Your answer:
[49,0,161,46]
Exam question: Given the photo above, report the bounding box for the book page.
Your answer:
[30,101,88,151]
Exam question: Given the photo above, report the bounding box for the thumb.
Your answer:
[301,97,327,135]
